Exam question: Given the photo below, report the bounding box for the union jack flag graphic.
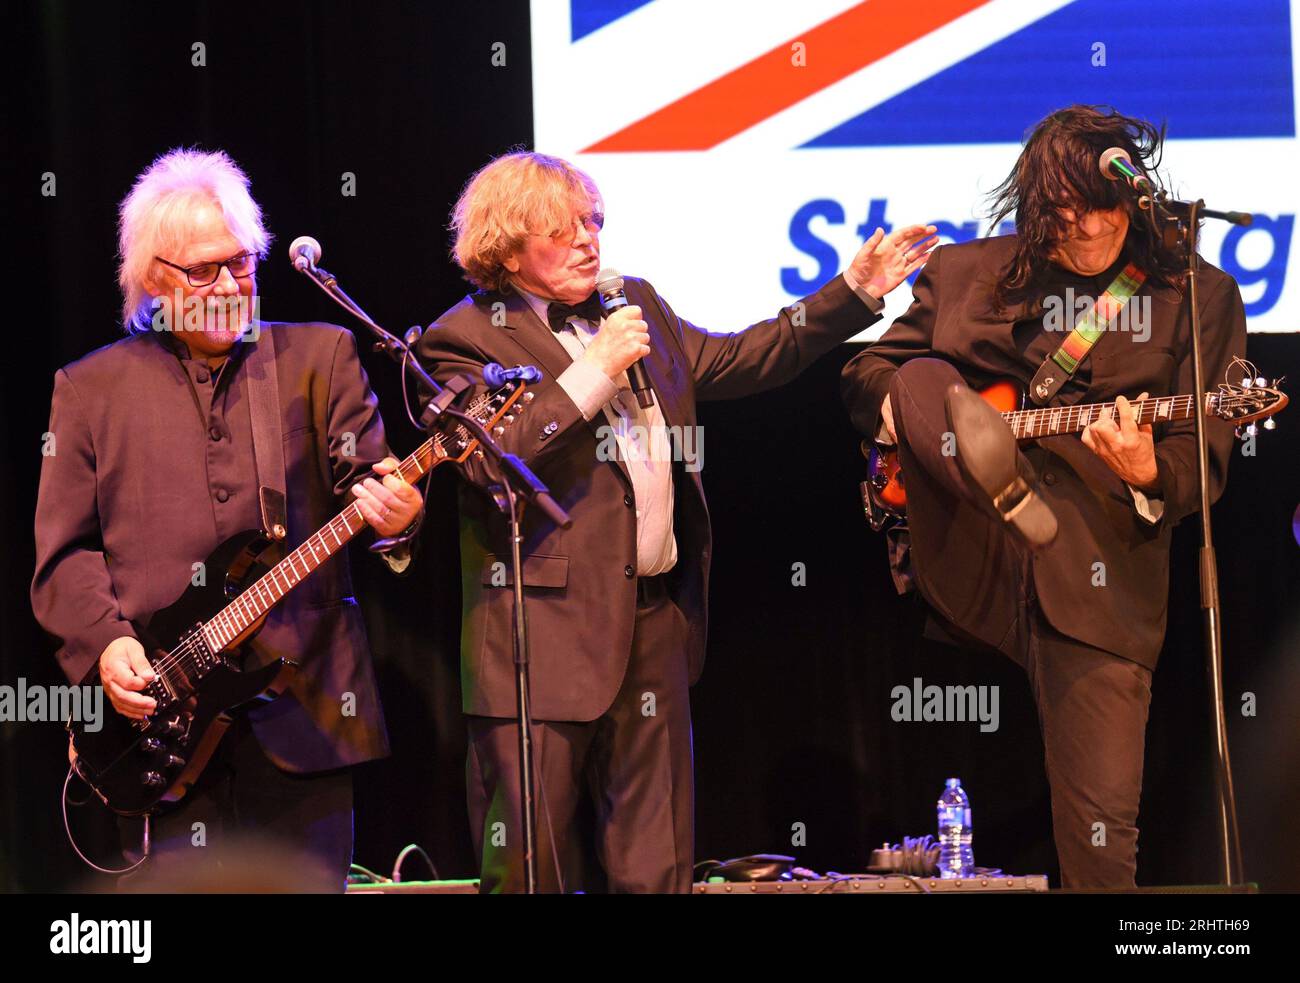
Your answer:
[536,0,1293,152]
[531,0,1299,333]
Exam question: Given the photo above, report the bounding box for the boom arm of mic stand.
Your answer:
[294,263,571,528]
[430,387,573,530]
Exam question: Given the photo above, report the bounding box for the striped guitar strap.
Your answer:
[1028,262,1147,406]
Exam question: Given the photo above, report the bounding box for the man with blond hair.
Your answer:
[418,150,935,892]
[32,148,423,891]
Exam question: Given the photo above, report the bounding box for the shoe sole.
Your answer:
[944,384,1058,549]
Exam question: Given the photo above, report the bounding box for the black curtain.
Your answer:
[3,1,1297,893]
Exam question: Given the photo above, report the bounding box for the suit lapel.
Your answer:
[497,290,578,384]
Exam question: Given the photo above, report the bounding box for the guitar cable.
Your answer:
[62,764,149,875]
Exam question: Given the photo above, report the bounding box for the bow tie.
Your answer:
[546,294,604,332]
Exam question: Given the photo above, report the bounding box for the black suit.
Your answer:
[418,275,881,891]
[841,236,1245,668]
[841,235,1247,886]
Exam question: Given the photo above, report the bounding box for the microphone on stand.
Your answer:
[1099,150,1253,225]
[288,235,322,272]
[1099,146,1155,195]
[595,267,655,409]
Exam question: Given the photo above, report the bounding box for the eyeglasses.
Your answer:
[547,212,605,244]
[155,251,258,287]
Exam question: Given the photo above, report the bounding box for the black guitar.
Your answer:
[69,382,532,815]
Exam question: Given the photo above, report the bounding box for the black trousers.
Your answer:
[117,713,354,893]
[891,357,1153,889]
[466,589,695,893]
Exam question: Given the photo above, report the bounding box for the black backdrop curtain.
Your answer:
[3,1,1297,892]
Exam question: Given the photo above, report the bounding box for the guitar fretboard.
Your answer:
[199,437,443,653]
[197,386,511,654]
[1004,393,1211,441]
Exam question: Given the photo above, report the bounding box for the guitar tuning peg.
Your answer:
[1255,376,1267,387]
[1263,417,1277,431]
[1245,423,1259,438]
[1241,377,1253,388]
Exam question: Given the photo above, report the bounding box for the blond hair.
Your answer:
[451,151,602,292]
[117,148,271,333]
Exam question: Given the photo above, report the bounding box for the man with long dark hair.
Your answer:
[841,106,1247,887]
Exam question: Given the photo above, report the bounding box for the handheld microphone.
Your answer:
[595,267,655,409]
[483,363,543,387]
[288,235,322,272]
[1100,147,1155,195]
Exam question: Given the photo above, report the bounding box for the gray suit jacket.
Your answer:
[32,323,395,772]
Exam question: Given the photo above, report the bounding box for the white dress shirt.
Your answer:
[515,287,679,576]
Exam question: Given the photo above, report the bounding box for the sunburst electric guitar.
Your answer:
[860,359,1287,531]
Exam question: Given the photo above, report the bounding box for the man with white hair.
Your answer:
[418,150,935,892]
[31,148,423,890]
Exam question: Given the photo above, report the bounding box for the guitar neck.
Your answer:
[1004,393,1209,440]
[199,433,448,653]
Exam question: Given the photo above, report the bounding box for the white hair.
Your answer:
[117,148,271,333]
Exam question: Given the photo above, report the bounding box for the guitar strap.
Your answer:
[1028,262,1147,406]
[243,323,289,541]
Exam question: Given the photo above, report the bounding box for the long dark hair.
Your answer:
[987,105,1185,312]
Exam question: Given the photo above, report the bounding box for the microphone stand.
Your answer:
[294,257,569,894]
[1139,189,1249,885]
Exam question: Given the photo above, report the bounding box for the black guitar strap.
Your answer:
[243,324,288,541]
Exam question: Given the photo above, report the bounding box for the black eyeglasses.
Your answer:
[155,251,258,287]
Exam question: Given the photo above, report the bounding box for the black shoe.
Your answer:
[944,384,1058,549]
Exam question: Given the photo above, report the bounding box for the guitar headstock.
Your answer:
[1213,357,1288,437]
[442,380,534,463]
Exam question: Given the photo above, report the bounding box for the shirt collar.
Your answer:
[510,282,603,330]
[509,283,560,330]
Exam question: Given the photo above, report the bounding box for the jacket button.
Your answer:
[195,370,209,384]
[624,493,634,507]
[624,564,634,578]
[209,426,222,442]
[215,488,229,503]
[1043,472,1057,486]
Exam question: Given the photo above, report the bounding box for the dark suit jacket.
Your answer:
[840,235,1247,668]
[417,276,881,721]
[32,323,395,772]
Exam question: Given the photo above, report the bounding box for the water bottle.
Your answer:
[936,777,974,878]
